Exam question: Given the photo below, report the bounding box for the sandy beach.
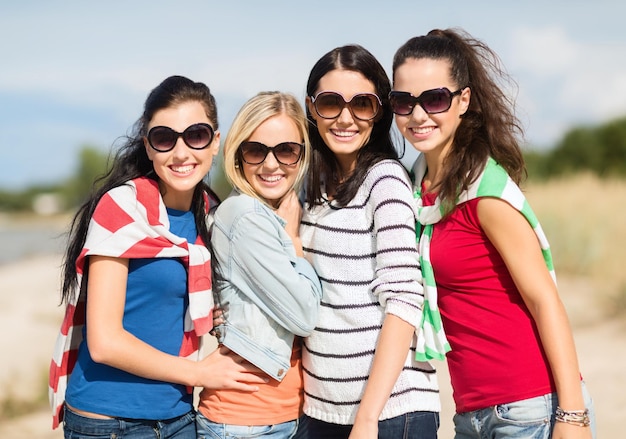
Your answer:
[0,253,624,438]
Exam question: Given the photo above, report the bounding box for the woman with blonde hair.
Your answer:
[196,91,322,439]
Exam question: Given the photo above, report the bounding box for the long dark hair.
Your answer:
[60,75,220,304]
[392,28,525,210]
[305,44,398,207]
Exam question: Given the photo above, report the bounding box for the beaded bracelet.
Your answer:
[555,407,590,427]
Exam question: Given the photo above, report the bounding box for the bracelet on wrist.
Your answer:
[555,406,590,427]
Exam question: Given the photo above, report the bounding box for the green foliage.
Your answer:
[60,146,110,207]
[0,183,64,212]
[523,150,551,181]
[0,145,109,212]
[528,115,626,180]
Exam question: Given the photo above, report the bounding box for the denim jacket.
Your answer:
[211,190,322,381]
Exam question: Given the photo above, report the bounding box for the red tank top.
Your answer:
[423,195,555,412]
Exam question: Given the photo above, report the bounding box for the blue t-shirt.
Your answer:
[66,208,197,419]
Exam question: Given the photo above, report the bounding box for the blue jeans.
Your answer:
[63,405,196,439]
[196,412,298,439]
[296,411,439,439]
[452,381,596,439]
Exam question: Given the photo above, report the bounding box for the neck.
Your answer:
[422,152,445,191]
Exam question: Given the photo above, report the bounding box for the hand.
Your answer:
[275,190,304,256]
[210,306,225,331]
[348,419,378,439]
[196,345,268,392]
[552,421,593,439]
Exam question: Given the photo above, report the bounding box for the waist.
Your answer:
[218,323,294,381]
[199,345,303,424]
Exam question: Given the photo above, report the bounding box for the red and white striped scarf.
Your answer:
[48,177,214,429]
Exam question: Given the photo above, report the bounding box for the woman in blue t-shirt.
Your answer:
[51,75,266,438]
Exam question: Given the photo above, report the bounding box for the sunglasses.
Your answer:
[310,91,381,121]
[146,123,215,152]
[389,87,465,115]
[239,141,303,166]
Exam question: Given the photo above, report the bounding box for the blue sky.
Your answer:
[1,1,625,189]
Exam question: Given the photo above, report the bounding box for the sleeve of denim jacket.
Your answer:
[226,210,322,336]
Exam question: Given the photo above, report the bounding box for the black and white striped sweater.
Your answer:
[300,160,440,425]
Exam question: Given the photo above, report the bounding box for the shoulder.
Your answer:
[360,160,412,198]
[215,192,254,223]
[214,191,279,231]
[363,159,411,186]
[93,180,149,214]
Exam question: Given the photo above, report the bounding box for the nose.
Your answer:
[336,105,354,124]
[171,137,190,158]
[262,149,280,169]
[409,103,429,123]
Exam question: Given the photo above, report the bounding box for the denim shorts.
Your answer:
[63,405,196,439]
[196,411,298,439]
[452,381,596,439]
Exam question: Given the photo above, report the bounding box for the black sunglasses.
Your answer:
[239,141,303,166]
[310,91,381,121]
[146,123,215,152]
[389,87,465,115]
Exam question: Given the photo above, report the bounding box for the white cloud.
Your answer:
[510,26,578,76]
[508,25,626,145]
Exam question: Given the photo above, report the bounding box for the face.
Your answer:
[307,69,377,175]
[392,57,470,159]
[242,113,302,208]
[144,100,220,210]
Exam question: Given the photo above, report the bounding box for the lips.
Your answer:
[258,174,284,183]
[331,129,358,139]
[411,126,436,135]
[170,164,195,174]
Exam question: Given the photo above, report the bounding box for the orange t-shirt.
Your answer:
[198,338,303,425]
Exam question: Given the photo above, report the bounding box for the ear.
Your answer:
[143,136,154,161]
[211,131,221,156]
[305,96,317,120]
[459,87,471,116]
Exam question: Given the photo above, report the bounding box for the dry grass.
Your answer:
[524,174,626,316]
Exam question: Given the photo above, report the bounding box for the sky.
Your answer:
[1,0,626,189]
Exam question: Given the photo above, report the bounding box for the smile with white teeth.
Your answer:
[259,174,283,182]
[411,126,436,135]
[171,164,195,174]
[331,129,357,138]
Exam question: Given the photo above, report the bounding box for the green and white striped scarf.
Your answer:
[412,155,556,361]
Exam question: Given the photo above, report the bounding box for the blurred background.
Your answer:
[1,1,624,437]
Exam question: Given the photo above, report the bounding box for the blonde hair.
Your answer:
[223,91,310,204]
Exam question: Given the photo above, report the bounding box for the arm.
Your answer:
[226,202,322,335]
[350,315,415,438]
[86,255,267,392]
[351,163,424,438]
[477,198,592,439]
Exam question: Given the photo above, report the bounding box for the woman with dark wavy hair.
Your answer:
[50,75,265,438]
[391,28,596,438]
[298,44,440,439]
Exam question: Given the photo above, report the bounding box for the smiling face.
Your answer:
[241,113,302,208]
[144,100,220,210]
[307,69,377,176]
[392,57,470,160]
